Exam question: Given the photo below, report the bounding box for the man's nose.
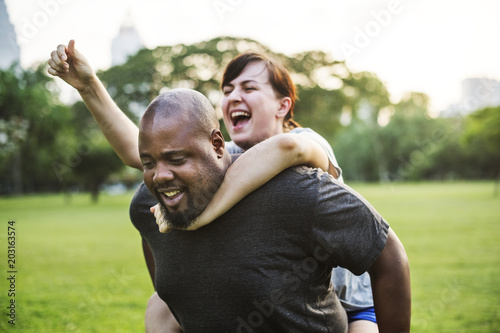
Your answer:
[153,163,174,183]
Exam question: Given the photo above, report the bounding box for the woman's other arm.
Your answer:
[155,133,335,232]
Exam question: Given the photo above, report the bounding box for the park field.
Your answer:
[0,181,499,332]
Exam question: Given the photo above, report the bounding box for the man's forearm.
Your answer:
[369,229,411,332]
[79,75,142,170]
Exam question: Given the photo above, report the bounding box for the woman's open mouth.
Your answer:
[230,110,251,129]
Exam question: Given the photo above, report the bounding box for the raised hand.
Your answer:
[47,40,95,92]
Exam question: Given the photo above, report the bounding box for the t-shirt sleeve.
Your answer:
[310,173,389,275]
[291,127,343,182]
[225,141,244,154]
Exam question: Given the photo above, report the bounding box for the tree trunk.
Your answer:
[12,150,22,194]
[90,182,100,204]
[494,168,500,198]
[371,130,390,183]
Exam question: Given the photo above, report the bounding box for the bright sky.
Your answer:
[5,0,500,113]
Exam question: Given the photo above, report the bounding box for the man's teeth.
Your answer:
[163,190,180,197]
[231,111,250,119]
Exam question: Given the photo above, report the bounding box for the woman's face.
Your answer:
[221,62,287,151]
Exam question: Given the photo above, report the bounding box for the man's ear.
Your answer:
[276,97,292,119]
[211,129,225,158]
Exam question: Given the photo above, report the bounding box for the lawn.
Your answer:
[0,181,499,332]
[0,191,152,332]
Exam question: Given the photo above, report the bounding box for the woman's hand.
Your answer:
[150,204,172,233]
[150,204,207,232]
[47,40,96,92]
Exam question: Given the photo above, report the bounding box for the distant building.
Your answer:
[461,78,500,111]
[440,78,500,117]
[0,0,20,69]
[111,11,144,66]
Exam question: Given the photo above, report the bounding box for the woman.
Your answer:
[48,40,377,332]
[153,51,377,333]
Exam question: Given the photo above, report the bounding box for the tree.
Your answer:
[0,64,127,200]
[96,37,391,143]
[462,106,500,193]
[332,119,380,181]
[46,100,128,202]
[0,64,74,194]
[333,92,475,182]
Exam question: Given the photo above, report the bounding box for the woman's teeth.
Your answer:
[231,111,250,119]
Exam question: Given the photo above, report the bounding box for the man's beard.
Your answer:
[158,192,199,229]
[158,168,225,230]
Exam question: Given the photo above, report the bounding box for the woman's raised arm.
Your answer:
[48,40,142,170]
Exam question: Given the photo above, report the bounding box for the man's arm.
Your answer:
[142,238,156,287]
[142,239,183,332]
[368,228,411,333]
[48,40,142,170]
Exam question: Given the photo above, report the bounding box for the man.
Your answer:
[137,88,411,332]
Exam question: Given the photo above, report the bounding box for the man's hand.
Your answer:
[151,204,172,233]
[47,40,95,92]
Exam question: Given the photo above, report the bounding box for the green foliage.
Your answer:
[461,106,500,179]
[0,65,126,198]
[0,64,74,193]
[96,37,391,142]
[2,36,499,195]
[96,35,496,183]
[332,120,380,181]
[377,94,446,180]
[463,106,500,153]
[97,37,274,126]
[66,101,126,202]
[334,92,499,182]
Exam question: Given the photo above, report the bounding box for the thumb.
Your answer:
[150,205,156,214]
[67,39,77,58]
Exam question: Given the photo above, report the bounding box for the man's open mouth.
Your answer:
[163,190,181,198]
[157,188,185,209]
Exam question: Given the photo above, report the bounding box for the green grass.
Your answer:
[1,182,499,332]
[0,192,152,332]
[349,181,500,332]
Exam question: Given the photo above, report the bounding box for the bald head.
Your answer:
[141,89,219,139]
[139,89,231,230]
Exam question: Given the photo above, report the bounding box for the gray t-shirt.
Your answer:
[131,167,389,332]
[226,128,374,311]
